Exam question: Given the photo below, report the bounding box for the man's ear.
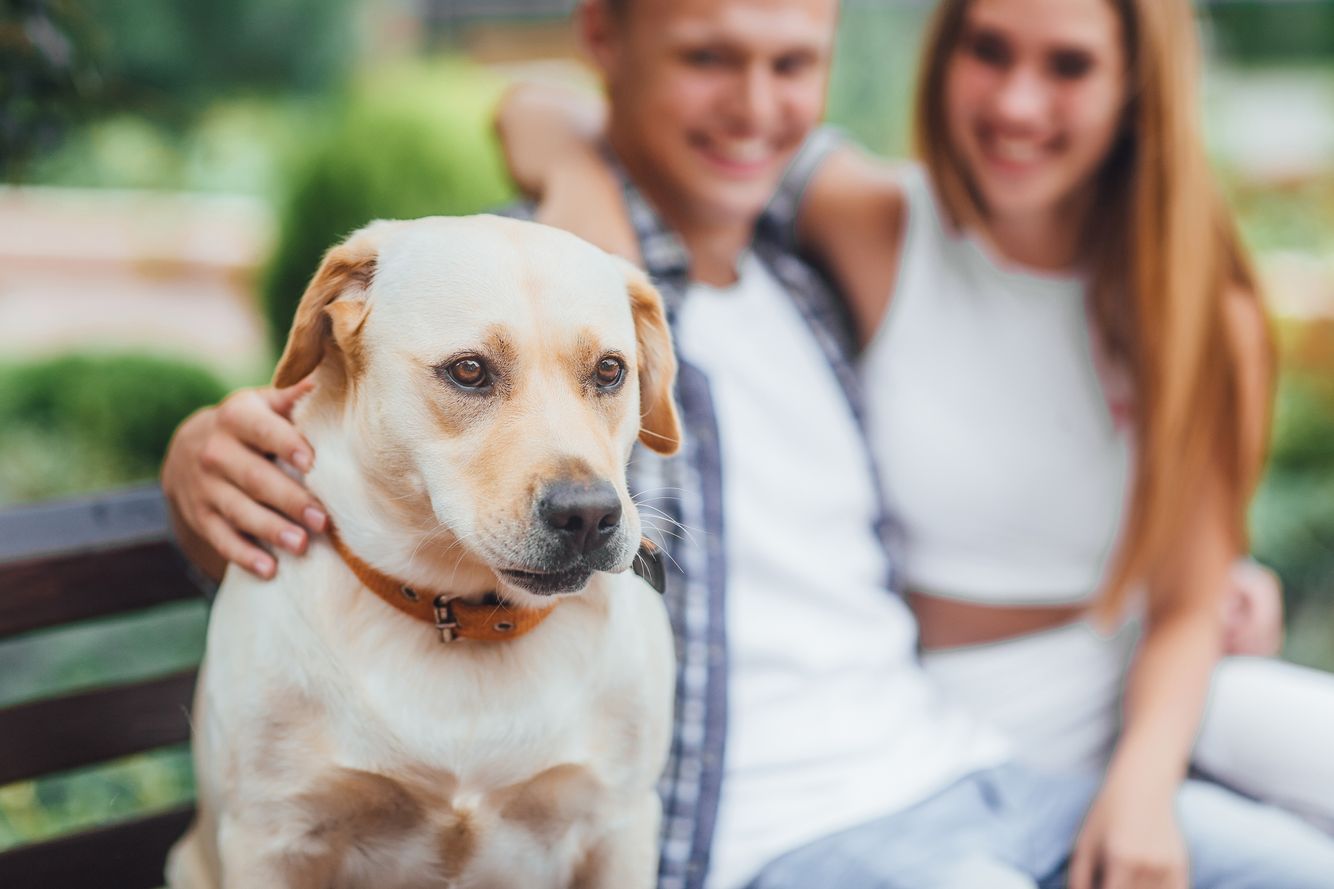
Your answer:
[623,264,681,455]
[577,0,620,74]
[272,225,386,389]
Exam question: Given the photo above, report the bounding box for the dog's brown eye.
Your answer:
[444,358,489,390]
[595,357,625,390]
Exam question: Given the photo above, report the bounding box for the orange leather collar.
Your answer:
[327,527,556,643]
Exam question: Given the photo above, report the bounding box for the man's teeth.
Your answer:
[991,136,1044,164]
[713,141,771,164]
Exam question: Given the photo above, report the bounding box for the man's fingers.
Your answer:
[266,376,317,416]
[210,437,326,533]
[212,481,309,557]
[199,513,276,579]
[218,389,315,471]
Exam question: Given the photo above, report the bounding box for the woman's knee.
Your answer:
[1178,779,1334,888]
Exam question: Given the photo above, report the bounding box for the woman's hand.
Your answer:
[1069,768,1189,889]
[1221,559,1284,657]
[161,380,326,581]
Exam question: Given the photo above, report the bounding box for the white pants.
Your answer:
[921,621,1334,832]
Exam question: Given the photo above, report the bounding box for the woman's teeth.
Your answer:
[989,136,1045,164]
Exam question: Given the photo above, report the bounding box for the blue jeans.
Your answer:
[744,763,1334,889]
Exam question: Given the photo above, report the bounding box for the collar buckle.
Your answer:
[433,595,458,644]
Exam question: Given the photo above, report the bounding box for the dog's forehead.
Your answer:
[367,216,634,347]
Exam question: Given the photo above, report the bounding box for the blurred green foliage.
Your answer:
[3,0,358,184]
[1252,373,1334,645]
[1205,0,1334,63]
[262,60,516,355]
[0,354,226,503]
[24,97,327,195]
[826,4,927,156]
[75,0,357,124]
[0,0,99,179]
[1230,178,1334,255]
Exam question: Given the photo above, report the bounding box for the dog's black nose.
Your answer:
[538,480,622,555]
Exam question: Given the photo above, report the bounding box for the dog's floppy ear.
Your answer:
[623,264,681,455]
[272,225,386,389]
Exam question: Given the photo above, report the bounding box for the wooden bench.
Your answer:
[0,485,206,889]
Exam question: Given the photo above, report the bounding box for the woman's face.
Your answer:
[944,0,1128,223]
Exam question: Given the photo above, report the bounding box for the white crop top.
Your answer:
[862,166,1132,606]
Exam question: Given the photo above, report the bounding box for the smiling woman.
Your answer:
[793,0,1334,886]
[935,0,1128,257]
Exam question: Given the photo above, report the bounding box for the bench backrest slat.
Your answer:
[0,485,205,888]
[0,487,202,641]
[0,669,197,786]
[0,805,195,889]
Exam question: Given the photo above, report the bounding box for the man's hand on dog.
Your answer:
[162,379,327,581]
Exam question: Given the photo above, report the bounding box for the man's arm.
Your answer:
[494,82,641,263]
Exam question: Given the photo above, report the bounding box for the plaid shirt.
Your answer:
[511,127,901,889]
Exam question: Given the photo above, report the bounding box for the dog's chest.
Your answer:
[270,608,651,885]
[302,760,612,889]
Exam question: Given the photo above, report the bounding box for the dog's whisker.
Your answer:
[636,507,701,547]
[631,486,688,500]
[646,538,686,577]
[641,520,687,544]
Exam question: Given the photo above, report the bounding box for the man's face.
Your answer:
[590,0,837,229]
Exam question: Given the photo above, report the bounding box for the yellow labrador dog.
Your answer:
[166,216,680,889]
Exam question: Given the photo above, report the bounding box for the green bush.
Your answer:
[80,0,357,120]
[27,98,324,195]
[262,59,517,356]
[0,354,227,496]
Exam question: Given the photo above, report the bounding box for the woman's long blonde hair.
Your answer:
[914,0,1274,615]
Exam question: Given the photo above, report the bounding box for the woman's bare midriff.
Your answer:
[908,591,1089,650]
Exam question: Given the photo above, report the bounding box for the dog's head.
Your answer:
[274,216,680,606]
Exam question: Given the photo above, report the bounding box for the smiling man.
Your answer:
[589,0,831,285]
[159,0,1334,887]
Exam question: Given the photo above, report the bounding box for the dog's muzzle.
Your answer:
[496,478,628,596]
[537,478,623,558]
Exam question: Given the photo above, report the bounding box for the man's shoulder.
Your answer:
[493,200,538,222]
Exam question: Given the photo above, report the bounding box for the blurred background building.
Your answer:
[1,0,1332,853]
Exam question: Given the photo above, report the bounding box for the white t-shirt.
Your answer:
[680,254,1006,889]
